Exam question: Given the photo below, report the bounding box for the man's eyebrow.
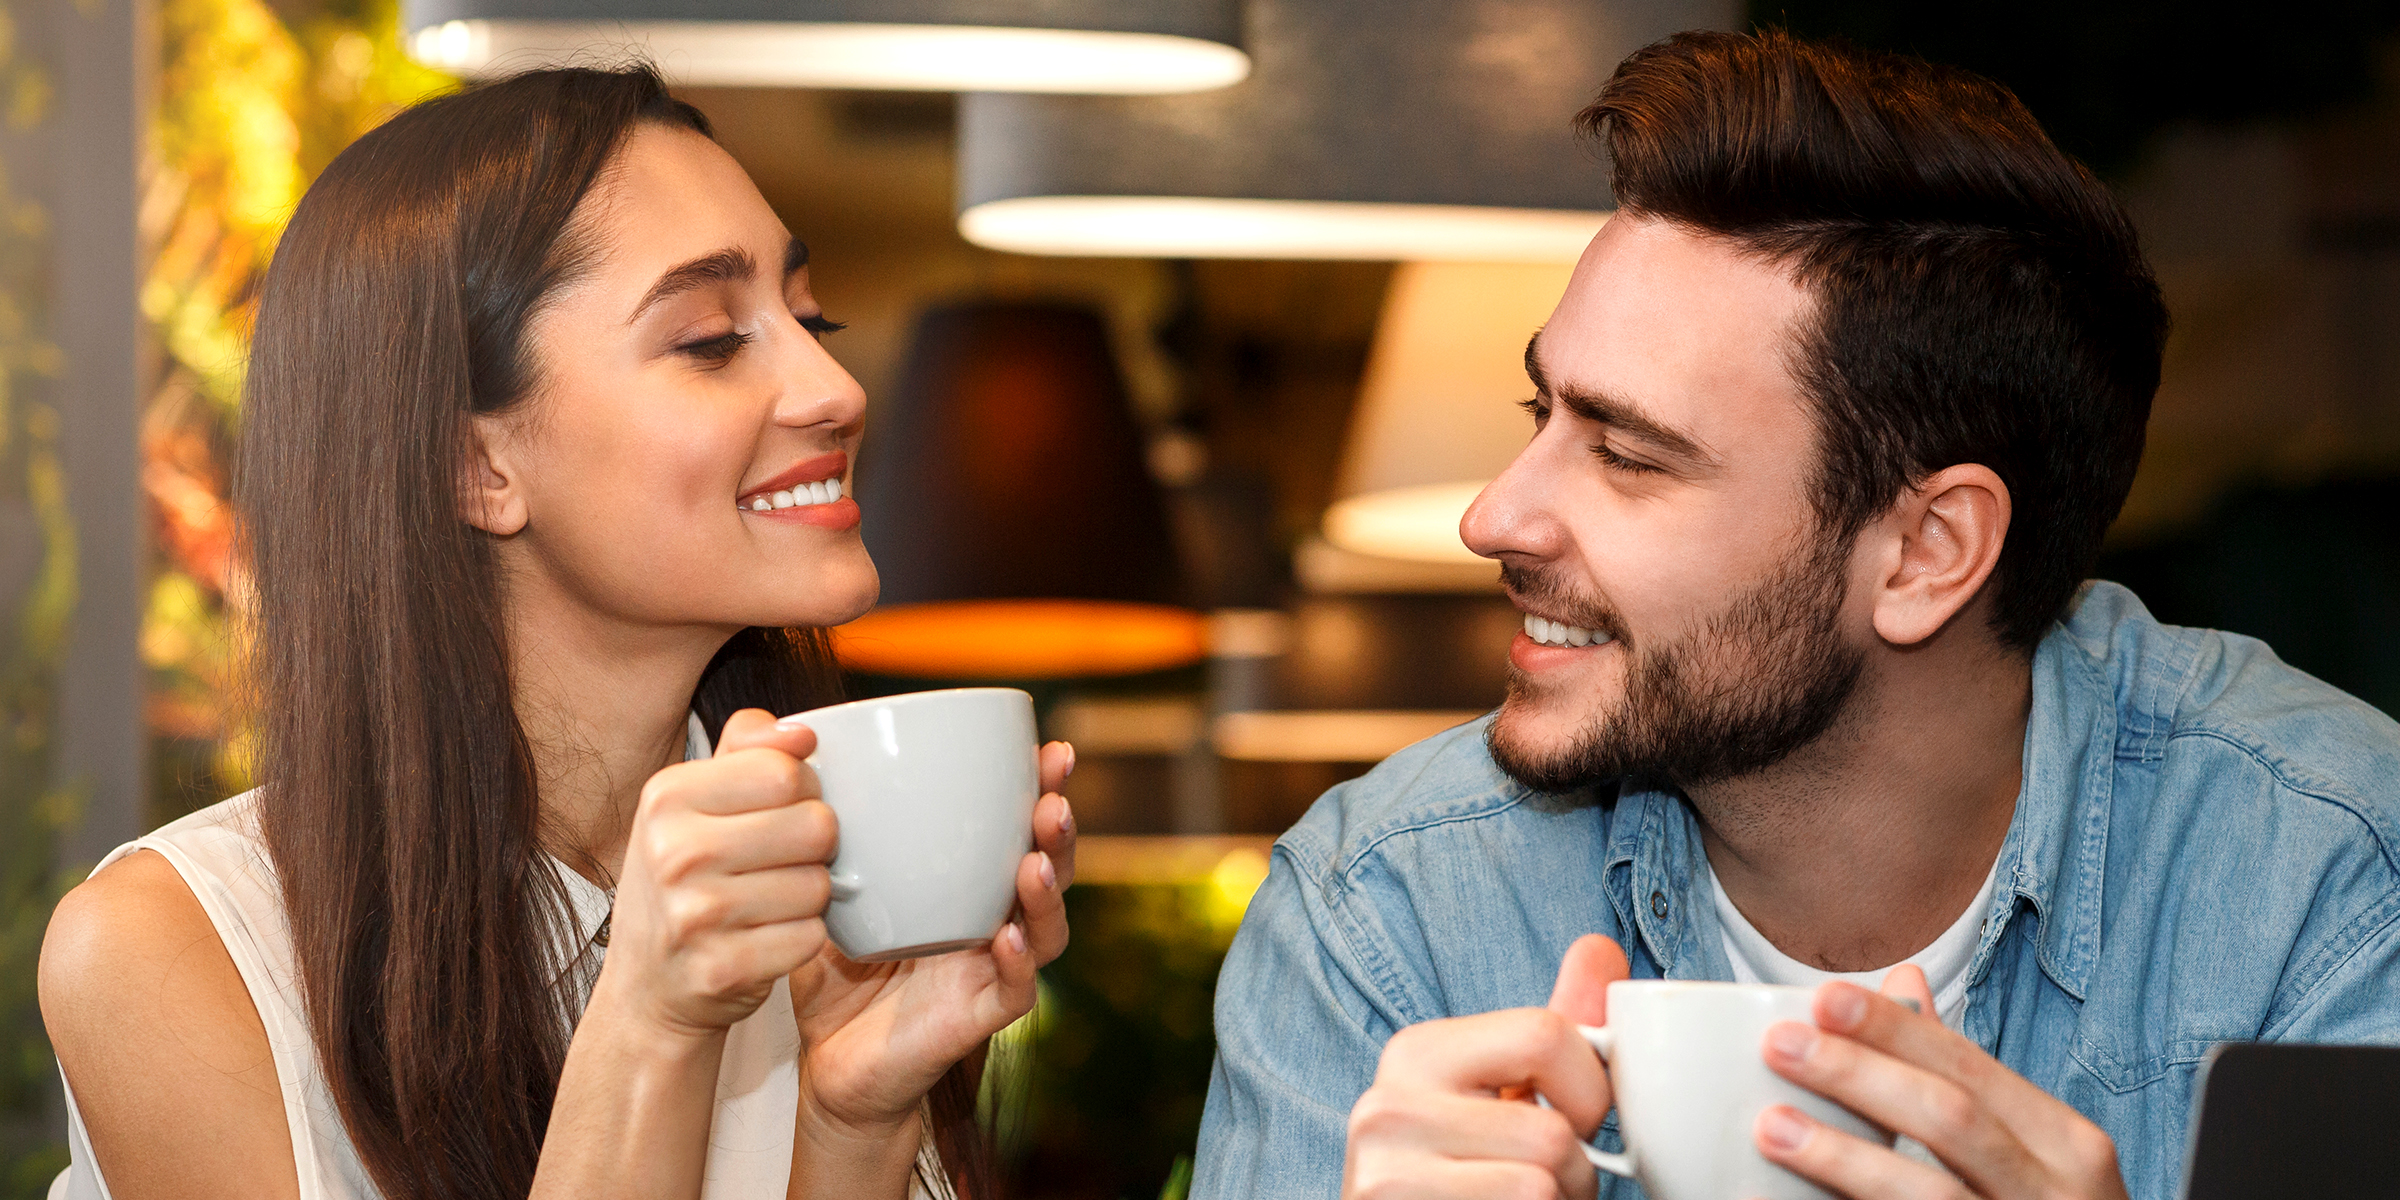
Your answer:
[1523,332,1721,469]
[627,246,758,324]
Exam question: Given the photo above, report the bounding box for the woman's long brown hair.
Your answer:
[238,65,988,1200]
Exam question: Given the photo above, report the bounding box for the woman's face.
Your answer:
[475,122,878,638]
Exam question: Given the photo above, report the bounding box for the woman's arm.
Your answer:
[39,846,773,1200]
[40,850,302,1200]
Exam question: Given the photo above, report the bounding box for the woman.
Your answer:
[37,65,1077,1200]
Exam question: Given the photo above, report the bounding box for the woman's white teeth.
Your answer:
[1523,613,1609,648]
[741,478,845,512]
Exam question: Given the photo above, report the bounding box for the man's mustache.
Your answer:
[1498,562,1629,645]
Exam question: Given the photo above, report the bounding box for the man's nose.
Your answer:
[1460,445,1563,563]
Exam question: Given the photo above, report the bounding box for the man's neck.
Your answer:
[1686,637,2031,973]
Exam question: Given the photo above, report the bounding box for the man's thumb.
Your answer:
[1547,934,1630,1027]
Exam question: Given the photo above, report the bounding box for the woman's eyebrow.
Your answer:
[784,236,809,277]
[626,246,756,323]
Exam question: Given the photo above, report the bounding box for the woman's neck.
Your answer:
[502,575,735,887]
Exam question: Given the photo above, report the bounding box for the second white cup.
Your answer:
[789,687,1039,962]
[1576,980,1895,1200]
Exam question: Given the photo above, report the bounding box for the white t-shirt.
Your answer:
[1709,853,2001,1172]
[1709,855,2002,1032]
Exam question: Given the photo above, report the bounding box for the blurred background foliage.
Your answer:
[139,0,448,825]
[0,0,76,1190]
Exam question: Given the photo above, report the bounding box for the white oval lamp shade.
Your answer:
[1323,483,1492,564]
[1323,259,1580,564]
[402,0,1248,93]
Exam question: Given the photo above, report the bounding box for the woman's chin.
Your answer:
[761,570,879,631]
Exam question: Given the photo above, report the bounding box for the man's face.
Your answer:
[1463,216,1868,792]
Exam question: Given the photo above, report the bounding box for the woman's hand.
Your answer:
[590,709,838,1038]
[786,740,1079,1135]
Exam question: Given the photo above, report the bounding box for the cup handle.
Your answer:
[827,871,862,903]
[1573,1025,1639,1179]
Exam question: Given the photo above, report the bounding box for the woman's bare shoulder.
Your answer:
[40,849,301,1199]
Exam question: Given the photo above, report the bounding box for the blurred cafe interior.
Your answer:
[4,0,2400,1195]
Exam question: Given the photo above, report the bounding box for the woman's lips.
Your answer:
[737,451,848,507]
[746,495,859,531]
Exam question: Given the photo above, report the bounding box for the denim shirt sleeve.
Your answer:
[1193,822,1410,1200]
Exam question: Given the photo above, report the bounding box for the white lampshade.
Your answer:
[957,0,1734,260]
[1322,259,1579,564]
[402,0,1248,94]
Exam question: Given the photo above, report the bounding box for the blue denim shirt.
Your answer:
[1194,583,2400,1200]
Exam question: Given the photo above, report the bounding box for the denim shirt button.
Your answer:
[1650,890,1669,919]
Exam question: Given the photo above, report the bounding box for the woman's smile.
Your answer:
[738,450,858,528]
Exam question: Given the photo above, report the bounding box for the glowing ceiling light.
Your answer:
[401,3,1247,94]
[956,0,1733,260]
[959,198,1606,263]
[1322,260,1580,564]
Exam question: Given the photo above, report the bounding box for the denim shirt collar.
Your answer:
[1600,583,2172,1006]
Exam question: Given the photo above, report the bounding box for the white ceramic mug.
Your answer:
[790,687,1039,962]
[1574,980,1894,1200]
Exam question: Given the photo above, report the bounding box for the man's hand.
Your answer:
[1341,935,1630,1200]
[1754,967,2129,1200]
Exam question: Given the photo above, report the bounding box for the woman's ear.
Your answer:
[1869,463,2010,647]
[460,414,529,536]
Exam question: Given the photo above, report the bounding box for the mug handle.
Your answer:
[828,871,862,903]
[1573,1025,1638,1179]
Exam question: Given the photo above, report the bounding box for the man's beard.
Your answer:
[1487,535,1865,794]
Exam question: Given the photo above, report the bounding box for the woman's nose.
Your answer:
[773,323,867,430]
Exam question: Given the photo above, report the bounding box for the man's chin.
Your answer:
[1486,689,1617,795]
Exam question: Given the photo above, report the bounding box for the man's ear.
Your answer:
[460,414,529,537]
[1868,463,2009,647]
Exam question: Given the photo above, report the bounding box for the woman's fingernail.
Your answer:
[1057,799,1075,837]
[1002,923,1027,954]
[1766,1021,1818,1061]
[1824,985,1868,1029]
[1063,742,1077,778]
[1038,852,1057,891]
[774,713,810,730]
[1759,1106,1812,1152]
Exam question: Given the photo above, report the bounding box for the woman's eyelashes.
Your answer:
[677,329,753,365]
[673,313,844,367]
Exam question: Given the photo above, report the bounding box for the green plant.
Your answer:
[0,3,79,1192]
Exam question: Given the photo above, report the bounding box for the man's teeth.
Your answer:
[1522,613,1612,648]
[743,478,845,511]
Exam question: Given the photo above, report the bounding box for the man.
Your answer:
[1193,29,2400,1200]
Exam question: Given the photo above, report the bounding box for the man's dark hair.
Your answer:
[1580,30,2170,649]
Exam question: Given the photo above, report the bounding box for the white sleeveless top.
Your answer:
[54,716,945,1200]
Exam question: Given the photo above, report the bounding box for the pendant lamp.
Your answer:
[403,0,1249,93]
[957,0,1736,261]
[836,301,1204,680]
[1322,260,1576,564]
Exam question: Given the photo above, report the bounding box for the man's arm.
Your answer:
[1193,844,1401,1200]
